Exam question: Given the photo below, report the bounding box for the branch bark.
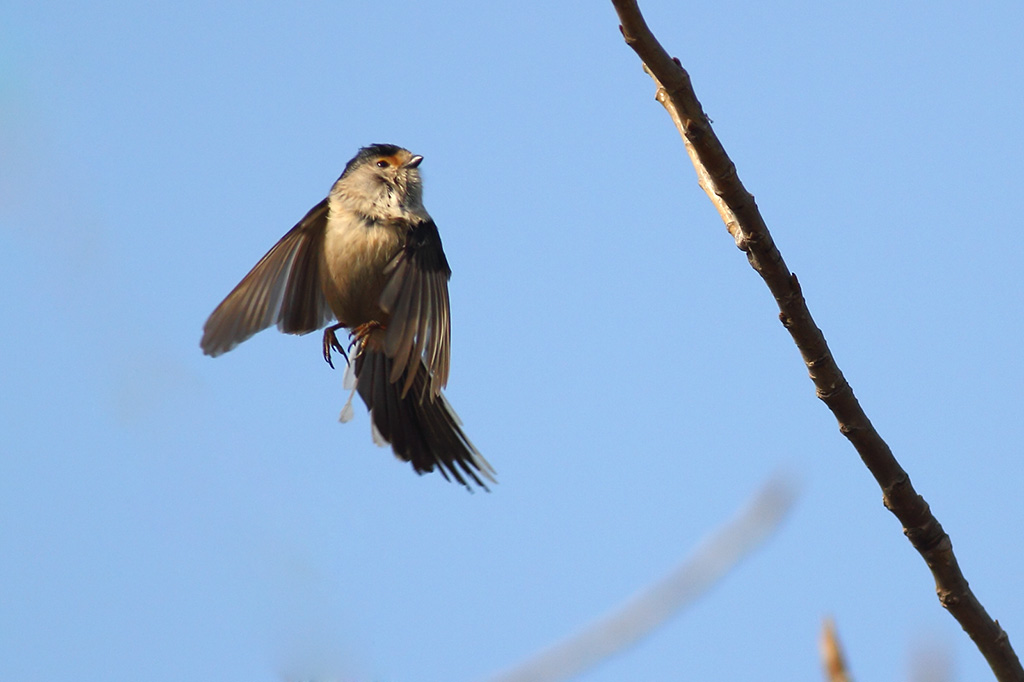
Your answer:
[609,1,1023,680]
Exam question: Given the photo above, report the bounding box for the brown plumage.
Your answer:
[201,144,495,490]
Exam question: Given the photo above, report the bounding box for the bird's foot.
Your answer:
[350,321,386,355]
[322,323,348,369]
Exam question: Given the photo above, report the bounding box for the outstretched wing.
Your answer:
[200,199,334,356]
[378,218,452,398]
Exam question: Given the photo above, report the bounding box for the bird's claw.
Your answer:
[322,325,348,369]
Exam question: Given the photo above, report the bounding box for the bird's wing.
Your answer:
[200,199,334,356]
[378,218,452,398]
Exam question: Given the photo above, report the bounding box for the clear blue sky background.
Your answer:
[2,2,1022,681]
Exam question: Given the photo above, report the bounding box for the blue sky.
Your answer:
[2,2,1023,681]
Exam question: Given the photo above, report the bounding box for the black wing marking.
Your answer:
[200,199,333,356]
[378,219,452,398]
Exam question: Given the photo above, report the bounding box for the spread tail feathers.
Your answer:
[352,345,496,490]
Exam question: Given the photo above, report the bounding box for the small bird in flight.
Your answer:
[200,144,495,490]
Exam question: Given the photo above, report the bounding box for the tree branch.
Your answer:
[609,1,1022,680]
[481,477,795,682]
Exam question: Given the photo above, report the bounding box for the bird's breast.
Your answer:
[321,208,402,328]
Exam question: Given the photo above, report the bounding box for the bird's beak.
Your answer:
[406,155,424,169]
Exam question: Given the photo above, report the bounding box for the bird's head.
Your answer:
[331,144,425,220]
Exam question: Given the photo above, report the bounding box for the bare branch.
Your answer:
[609,1,1023,680]
[481,476,795,682]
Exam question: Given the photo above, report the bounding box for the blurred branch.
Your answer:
[481,476,795,682]
[910,637,954,682]
[820,618,853,682]
[608,1,1023,680]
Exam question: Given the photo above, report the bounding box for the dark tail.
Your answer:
[353,346,496,490]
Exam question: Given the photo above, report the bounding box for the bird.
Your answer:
[200,144,495,490]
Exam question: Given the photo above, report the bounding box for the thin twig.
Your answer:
[609,1,1022,680]
[481,477,796,682]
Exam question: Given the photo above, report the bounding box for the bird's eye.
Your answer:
[376,160,390,168]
